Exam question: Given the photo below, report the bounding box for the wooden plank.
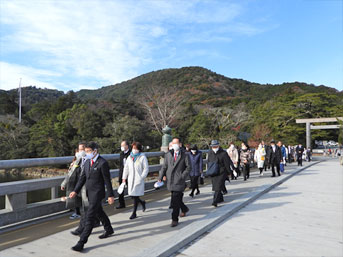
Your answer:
[296,117,343,123]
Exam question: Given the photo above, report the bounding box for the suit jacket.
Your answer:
[159,150,191,192]
[268,145,282,164]
[119,149,131,182]
[74,155,114,203]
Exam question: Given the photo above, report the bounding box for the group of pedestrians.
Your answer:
[61,138,309,252]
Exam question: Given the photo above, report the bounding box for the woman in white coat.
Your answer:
[254,143,266,176]
[122,142,149,219]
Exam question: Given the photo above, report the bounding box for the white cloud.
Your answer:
[0,61,58,90]
[0,0,265,91]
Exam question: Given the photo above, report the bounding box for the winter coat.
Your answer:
[187,151,203,177]
[240,149,251,166]
[159,150,191,192]
[208,148,233,192]
[268,145,282,165]
[122,154,149,196]
[254,147,266,168]
[227,146,239,168]
[61,159,82,209]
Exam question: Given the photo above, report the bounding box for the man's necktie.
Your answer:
[91,159,94,167]
[174,152,177,161]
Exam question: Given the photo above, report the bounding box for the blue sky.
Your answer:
[0,0,342,92]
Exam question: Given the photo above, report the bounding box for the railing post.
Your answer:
[51,186,59,199]
[5,192,27,211]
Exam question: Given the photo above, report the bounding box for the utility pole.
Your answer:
[18,78,22,123]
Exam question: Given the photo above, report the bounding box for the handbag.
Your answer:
[206,161,219,177]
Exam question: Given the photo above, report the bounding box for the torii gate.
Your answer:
[296,117,343,149]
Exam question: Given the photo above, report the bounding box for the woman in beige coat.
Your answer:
[122,142,149,219]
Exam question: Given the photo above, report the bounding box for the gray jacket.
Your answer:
[159,150,191,192]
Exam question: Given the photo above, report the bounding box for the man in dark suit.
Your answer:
[295,144,304,166]
[69,142,115,252]
[158,137,191,227]
[268,140,282,177]
[117,140,131,209]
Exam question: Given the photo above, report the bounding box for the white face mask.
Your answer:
[121,146,126,152]
[212,147,219,153]
[86,151,96,160]
[132,149,139,154]
[191,150,196,154]
[172,144,180,151]
[75,152,84,159]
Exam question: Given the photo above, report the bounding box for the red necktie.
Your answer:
[91,160,94,167]
[174,152,177,161]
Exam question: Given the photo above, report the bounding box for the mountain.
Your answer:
[75,66,340,106]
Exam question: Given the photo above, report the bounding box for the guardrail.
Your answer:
[0,150,209,227]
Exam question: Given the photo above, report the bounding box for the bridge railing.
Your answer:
[0,150,209,227]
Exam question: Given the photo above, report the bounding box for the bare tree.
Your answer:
[141,85,185,135]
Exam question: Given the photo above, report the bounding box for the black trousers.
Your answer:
[79,200,113,244]
[271,160,281,176]
[297,157,303,166]
[132,196,144,214]
[171,191,188,222]
[190,176,199,194]
[118,177,126,207]
[213,191,224,204]
[242,164,250,180]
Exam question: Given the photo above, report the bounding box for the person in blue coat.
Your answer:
[187,144,203,197]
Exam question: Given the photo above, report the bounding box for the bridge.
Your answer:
[0,154,342,256]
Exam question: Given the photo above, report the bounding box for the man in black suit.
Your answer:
[117,140,131,209]
[268,140,282,177]
[69,142,115,252]
[295,144,304,166]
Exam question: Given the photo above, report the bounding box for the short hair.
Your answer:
[172,137,181,143]
[131,142,143,151]
[85,141,99,150]
[190,144,198,150]
[121,140,129,146]
[79,141,86,147]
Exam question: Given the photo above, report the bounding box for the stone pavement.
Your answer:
[0,159,332,257]
[176,158,343,257]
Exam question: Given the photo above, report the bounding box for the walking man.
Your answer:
[158,137,191,227]
[117,140,131,209]
[69,142,115,252]
[268,140,282,177]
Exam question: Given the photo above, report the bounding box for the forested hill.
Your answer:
[1,66,342,160]
[76,66,339,105]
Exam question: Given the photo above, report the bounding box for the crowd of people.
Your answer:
[61,138,319,252]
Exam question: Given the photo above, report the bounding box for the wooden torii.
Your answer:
[296,117,343,149]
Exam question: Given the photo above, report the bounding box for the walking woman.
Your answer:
[240,142,251,181]
[254,143,266,176]
[122,142,149,220]
[187,144,203,197]
[61,149,84,219]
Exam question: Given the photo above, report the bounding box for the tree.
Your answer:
[141,84,186,135]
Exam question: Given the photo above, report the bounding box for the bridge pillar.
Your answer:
[5,192,27,211]
[306,122,311,149]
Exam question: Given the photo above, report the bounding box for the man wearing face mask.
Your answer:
[268,140,282,177]
[69,142,115,252]
[158,137,191,227]
[208,140,234,207]
[117,140,131,209]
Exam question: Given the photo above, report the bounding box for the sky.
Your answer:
[0,0,342,92]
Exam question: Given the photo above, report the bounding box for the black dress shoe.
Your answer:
[129,213,137,220]
[196,190,200,195]
[171,221,178,227]
[212,202,217,207]
[189,193,194,198]
[141,201,146,212]
[71,242,84,252]
[70,230,81,236]
[99,230,114,239]
[116,205,126,209]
